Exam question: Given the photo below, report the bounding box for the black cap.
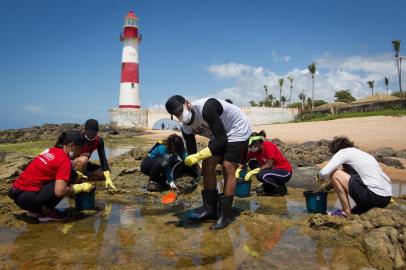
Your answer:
[65,130,83,146]
[165,95,185,116]
[85,119,99,131]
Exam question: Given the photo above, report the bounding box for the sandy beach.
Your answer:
[253,116,406,152]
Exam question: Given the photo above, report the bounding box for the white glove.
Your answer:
[169,181,177,190]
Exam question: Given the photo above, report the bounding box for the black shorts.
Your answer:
[348,174,391,214]
[222,140,248,164]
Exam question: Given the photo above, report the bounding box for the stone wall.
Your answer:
[110,106,299,128]
[312,100,406,115]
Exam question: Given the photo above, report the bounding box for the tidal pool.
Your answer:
[0,192,372,269]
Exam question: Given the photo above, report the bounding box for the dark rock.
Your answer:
[372,147,396,157]
[395,150,406,159]
[376,157,404,169]
[288,166,319,189]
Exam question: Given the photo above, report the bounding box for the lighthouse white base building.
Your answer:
[109,108,148,128]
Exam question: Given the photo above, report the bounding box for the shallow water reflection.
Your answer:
[0,197,372,269]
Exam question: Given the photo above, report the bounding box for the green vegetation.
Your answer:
[0,140,54,155]
[295,108,406,122]
[334,90,356,103]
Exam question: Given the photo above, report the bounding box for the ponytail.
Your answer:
[55,131,67,148]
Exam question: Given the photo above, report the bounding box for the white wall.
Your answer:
[241,107,299,125]
[110,107,299,128]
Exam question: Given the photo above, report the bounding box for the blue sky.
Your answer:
[0,0,405,129]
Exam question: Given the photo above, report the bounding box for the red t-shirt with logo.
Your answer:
[13,147,72,192]
[248,141,292,172]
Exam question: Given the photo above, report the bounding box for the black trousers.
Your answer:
[140,157,166,185]
[248,159,292,189]
[9,181,64,213]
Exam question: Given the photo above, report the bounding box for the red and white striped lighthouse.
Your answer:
[119,10,141,108]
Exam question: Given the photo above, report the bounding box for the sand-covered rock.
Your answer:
[307,206,406,269]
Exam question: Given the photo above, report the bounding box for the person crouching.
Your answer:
[242,132,293,196]
[141,134,188,192]
[7,130,94,222]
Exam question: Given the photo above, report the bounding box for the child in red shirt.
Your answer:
[243,131,292,196]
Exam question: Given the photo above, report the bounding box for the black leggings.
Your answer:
[248,159,292,188]
[11,181,64,213]
[140,157,166,185]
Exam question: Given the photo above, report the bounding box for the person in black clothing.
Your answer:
[73,119,116,189]
[165,95,251,229]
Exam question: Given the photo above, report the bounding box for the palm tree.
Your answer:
[268,94,274,106]
[264,85,269,100]
[384,77,389,94]
[392,40,402,99]
[278,78,284,107]
[298,91,306,110]
[308,62,316,109]
[281,96,287,107]
[287,76,294,107]
[367,80,375,94]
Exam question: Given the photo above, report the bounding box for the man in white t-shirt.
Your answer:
[165,95,251,229]
[319,136,392,217]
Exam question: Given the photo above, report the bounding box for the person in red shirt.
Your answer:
[8,130,95,222]
[73,119,116,189]
[242,131,293,196]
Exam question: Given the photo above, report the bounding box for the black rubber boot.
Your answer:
[211,195,234,230]
[187,189,218,222]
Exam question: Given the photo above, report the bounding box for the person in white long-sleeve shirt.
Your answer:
[319,136,392,217]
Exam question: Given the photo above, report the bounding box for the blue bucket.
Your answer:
[236,180,251,197]
[75,188,96,211]
[303,191,328,214]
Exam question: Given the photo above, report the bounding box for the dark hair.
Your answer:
[250,130,266,138]
[166,134,185,155]
[85,119,99,131]
[165,95,185,116]
[55,130,83,148]
[328,136,354,154]
[225,99,233,104]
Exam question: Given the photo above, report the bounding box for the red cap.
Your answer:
[126,9,137,18]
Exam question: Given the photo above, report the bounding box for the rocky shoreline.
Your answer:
[1,125,406,269]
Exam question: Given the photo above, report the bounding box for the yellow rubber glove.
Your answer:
[244,168,261,181]
[72,183,94,194]
[76,170,88,180]
[235,167,242,178]
[103,171,117,189]
[61,222,74,235]
[184,147,212,167]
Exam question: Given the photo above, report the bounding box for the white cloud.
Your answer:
[206,52,403,105]
[272,50,291,62]
[23,104,45,114]
[207,63,253,79]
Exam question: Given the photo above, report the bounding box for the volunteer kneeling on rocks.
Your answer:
[141,133,195,191]
[165,95,251,229]
[7,130,94,222]
[241,132,292,196]
[319,136,392,217]
[73,119,116,189]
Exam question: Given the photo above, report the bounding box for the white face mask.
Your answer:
[69,150,75,159]
[178,109,192,124]
[249,146,259,152]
